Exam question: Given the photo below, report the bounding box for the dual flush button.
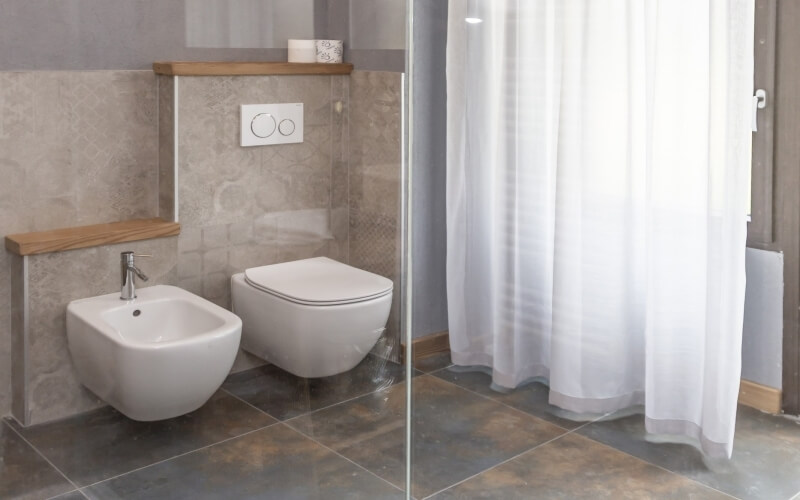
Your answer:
[241,103,304,147]
[251,113,296,138]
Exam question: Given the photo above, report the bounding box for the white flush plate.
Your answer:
[241,103,304,147]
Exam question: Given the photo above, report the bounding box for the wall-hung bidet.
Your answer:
[66,252,242,421]
[231,257,393,378]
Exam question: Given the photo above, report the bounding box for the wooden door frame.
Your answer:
[746,0,800,414]
[773,0,800,414]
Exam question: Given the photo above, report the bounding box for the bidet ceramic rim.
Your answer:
[67,285,241,351]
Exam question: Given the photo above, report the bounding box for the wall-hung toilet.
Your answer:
[231,257,393,378]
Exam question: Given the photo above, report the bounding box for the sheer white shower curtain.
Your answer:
[446,0,754,457]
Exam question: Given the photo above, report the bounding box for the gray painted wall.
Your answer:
[0,0,404,71]
[410,0,449,337]
[322,0,406,72]
[0,0,305,70]
[743,248,784,389]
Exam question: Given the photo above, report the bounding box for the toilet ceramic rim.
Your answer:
[242,257,394,306]
[243,274,393,306]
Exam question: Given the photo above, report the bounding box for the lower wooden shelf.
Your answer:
[5,218,181,256]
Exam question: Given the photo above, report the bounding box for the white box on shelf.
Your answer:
[241,103,304,147]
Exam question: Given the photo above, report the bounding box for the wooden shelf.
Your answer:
[5,218,180,256]
[153,61,354,76]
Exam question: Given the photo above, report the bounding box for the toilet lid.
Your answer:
[244,257,393,305]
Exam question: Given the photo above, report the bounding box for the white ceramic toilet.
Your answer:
[231,257,393,378]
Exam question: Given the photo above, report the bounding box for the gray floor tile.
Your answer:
[50,491,88,499]
[430,433,729,500]
[0,422,74,500]
[7,390,275,487]
[223,354,408,421]
[578,405,800,500]
[288,374,567,499]
[83,424,405,500]
[433,368,585,430]
[414,353,453,373]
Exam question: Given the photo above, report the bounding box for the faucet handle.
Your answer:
[134,254,152,258]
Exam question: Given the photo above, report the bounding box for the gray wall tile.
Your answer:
[20,237,178,425]
[1,67,404,422]
[0,70,161,418]
[349,71,403,358]
[175,74,350,373]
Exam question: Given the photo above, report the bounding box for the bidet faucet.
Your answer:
[120,251,150,300]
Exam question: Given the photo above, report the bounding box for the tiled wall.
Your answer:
[0,69,403,424]
[0,71,160,418]
[349,71,403,359]
[12,239,177,425]
[171,74,352,372]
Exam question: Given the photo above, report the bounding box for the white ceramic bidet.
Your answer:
[66,285,242,421]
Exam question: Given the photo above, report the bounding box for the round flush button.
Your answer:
[251,113,277,138]
[278,119,296,136]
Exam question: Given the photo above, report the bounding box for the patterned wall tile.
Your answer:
[66,72,159,224]
[21,237,177,425]
[0,69,403,422]
[349,71,403,360]
[0,71,161,419]
[174,73,351,373]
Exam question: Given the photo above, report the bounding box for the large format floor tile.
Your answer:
[577,405,800,500]
[83,424,405,500]
[434,368,586,430]
[430,433,729,500]
[414,353,453,374]
[223,354,408,421]
[0,422,75,500]
[7,391,275,487]
[288,375,567,499]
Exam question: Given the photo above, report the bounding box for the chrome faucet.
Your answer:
[120,251,150,300]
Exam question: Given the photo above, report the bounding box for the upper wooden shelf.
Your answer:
[153,61,354,76]
[5,218,181,256]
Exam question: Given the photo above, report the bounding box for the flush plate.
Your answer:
[241,103,304,147]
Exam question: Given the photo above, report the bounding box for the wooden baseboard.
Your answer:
[739,379,782,414]
[401,331,450,362]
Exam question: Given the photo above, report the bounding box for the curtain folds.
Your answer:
[446,0,754,457]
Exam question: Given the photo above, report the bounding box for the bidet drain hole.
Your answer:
[133,310,141,317]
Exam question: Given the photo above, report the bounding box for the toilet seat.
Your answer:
[244,257,393,306]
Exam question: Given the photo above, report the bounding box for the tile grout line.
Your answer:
[77,421,278,491]
[3,419,83,494]
[420,420,596,499]
[279,421,407,496]
[423,372,585,432]
[218,387,279,419]
[427,372,743,500]
[276,373,411,426]
[574,434,742,500]
[44,490,89,500]
[224,356,410,425]
[420,365,452,376]
[280,380,400,425]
